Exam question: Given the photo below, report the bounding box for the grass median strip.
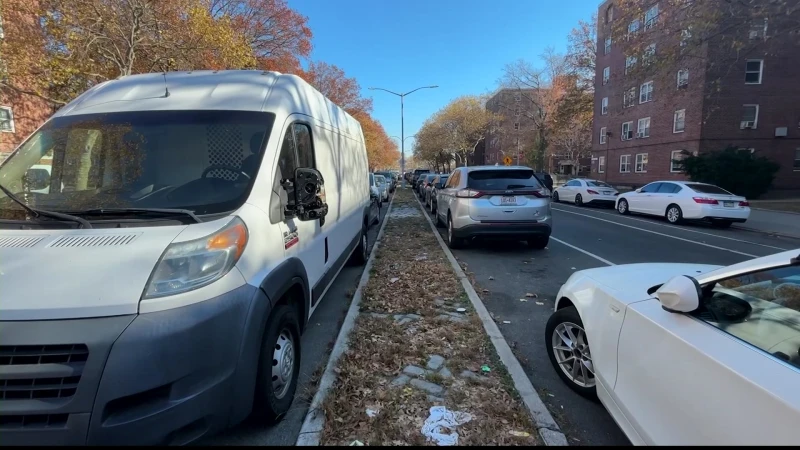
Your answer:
[320,188,540,446]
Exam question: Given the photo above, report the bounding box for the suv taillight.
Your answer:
[456,189,484,198]
[693,197,719,204]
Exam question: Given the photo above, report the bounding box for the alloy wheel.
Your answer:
[552,322,595,388]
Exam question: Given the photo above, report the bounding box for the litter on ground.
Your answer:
[421,406,473,446]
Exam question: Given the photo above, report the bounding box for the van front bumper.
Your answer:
[0,284,265,446]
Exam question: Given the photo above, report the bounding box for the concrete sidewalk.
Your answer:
[733,209,800,240]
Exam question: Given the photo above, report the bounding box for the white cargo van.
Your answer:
[0,70,377,445]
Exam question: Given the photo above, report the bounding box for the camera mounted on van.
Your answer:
[286,167,329,223]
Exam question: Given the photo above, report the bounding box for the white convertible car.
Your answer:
[546,249,800,445]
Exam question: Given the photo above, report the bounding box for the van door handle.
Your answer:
[610,304,620,313]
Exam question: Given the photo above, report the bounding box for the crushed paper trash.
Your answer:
[421,406,473,446]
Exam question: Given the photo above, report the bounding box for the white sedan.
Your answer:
[552,178,619,207]
[615,181,750,227]
[545,249,800,445]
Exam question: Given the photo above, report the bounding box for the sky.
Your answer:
[289,0,598,161]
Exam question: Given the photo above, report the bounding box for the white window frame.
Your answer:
[680,28,692,47]
[620,154,631,173]
[598,156,606,173]
[637,117,651,138]
[603,67,610,84]
[625,55,637,74]
[514,122,520,131]
[0,106,14,133]
[628,18,640,35]
[604,37,612,55]
[643,43,656,64]
[515,107,521,116]
[624,88,636,108]
[601,97,608,115]
[639,81,653,103]
[741,104,759,129]
[677,69,689,88]
[745,59,764,85]
[600,127,607,144]
[622,121,633,141]
[635,153,648,173]
[749,18,768,40]
[670,150,685,173]
[644,4,659,29]
[673,109,686,133]
[737,147,755,154]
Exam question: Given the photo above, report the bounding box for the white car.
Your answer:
[615,181,750,227]
[552,178,619,207]
[545,249,800,445]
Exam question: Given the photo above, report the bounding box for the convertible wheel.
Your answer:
[545,306,598,401]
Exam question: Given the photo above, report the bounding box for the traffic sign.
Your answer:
[503,156,513,166]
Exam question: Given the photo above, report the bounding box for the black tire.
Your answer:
[712,219,733,229]
[253,304,302,422]
[552,191,560,203]
[350,222,369,265]
[545,306,598,401]
[435,209,444,228]
[526,236,549,249]
[665,204,683,224]
[430,200,436,215]
[575,194,583,206]
[447,215,464,249]
[617,198,630,215]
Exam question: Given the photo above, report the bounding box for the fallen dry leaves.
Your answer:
[319,189,540,446]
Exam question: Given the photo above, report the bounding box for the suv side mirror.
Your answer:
[655,275,701,313]
[294,167,328,222]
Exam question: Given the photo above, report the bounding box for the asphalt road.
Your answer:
[197,201,389,446]
[421,194,800,446]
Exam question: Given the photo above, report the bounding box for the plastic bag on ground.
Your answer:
[421,406,473,446]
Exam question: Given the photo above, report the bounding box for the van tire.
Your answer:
[351,223,369,265]
[253,304,301,423]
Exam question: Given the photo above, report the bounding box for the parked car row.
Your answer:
[552,178,751,228]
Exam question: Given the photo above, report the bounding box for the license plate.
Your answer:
[723,201,734,207]
[603,191,612,195]
[501,196,517,205]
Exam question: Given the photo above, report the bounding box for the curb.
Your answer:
[295,197,394,446]
[732,224,800,240]
[416,197,569,447]
[750,207,800,216]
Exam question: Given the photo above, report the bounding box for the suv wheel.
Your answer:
[254,304,302,421]
[447,215,464,249]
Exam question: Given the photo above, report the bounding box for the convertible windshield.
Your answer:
[0,110,275,218]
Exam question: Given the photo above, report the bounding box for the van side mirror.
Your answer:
[293,167,328,222]
[655,275,701,313]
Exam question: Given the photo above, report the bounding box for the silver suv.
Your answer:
[433,166,552,249]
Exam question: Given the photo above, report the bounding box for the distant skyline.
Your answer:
[288,0,598,160]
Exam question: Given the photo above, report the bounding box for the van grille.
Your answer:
[0,345,88,402]
[0,376,81,400]
[0,344,89,366]
[0,236,46,248]
[48,234,138,247]
[0,414,69,429]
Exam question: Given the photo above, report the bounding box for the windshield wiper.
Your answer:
[75,208,201,224]
[0,183,93,229]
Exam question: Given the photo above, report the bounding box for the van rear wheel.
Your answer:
[253,304,301,423]
[351,223,369,265]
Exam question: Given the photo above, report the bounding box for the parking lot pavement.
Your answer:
[421,197,800,446]
[198,205,388,446]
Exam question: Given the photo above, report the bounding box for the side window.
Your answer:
[657,183,678,193]
[276,128,297,182]
[445,171,459,188]
[640,182,661,193]
[293,123,315,169]
[270,126,297,223]
[692,265,800,368]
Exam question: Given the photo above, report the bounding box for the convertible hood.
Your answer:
[0,227,188,321]
[580,263,721,304]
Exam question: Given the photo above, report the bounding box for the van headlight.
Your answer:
[142,217,248,299]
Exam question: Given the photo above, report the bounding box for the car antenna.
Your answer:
[162,72,170,98]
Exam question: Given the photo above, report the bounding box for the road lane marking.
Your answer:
[550,236,615,266]
[553,207,760,258]
[552,204,793,251]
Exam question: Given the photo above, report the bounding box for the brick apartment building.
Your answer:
[484,89,539,166]
[592,0,800,193]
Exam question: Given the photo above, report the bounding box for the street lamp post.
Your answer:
[368,85,438,188]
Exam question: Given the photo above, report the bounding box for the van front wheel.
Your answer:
[254,304,301,423]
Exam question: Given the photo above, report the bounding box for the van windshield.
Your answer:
[0,110,275,219]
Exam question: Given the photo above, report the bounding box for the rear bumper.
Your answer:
[585,197,617,206]
[0,284,265,446]
[453,221,552,239]
[685,205,751,221]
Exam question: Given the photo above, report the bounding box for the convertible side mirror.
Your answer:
[293,167,328,222]
[655,275,701,313]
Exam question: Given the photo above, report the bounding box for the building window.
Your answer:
[741,104,759,129]
[601,97,608,115]
[639,81,653,103]
[677,69,689,88]
[749,18,768,40]
[599,156,606,173]
[680,28,692,47]
[603,67,610,84]
[644,4,659,29]
[514,122,520,131]
[670,150,685,172]
[737,147,755,154]
[515,107,521,116]
[0,106,14,132]
[620,154,631,173]
[623,87,636,108]
[625,55,637,74]
[745,60,763,84]
[794,148,800,170]
[604,37,612,55]
[605,5,614,23]
[643,43,656,64]
[515,93,521,102]
[622,121,633,141]
[628,18,640,35]
[637,117,651,138]
[673,109,686,133]
[600,127,607,144]
[0,13,4,39]
[635,153,648,173]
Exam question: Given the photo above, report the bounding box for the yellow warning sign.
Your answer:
[503,156,513,166]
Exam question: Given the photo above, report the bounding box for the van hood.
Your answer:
[0,227,187,321]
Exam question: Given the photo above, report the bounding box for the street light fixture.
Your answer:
[368,85,439,188]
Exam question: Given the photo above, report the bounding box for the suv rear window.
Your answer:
[467,169,542,190]
[686,183,732,195]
